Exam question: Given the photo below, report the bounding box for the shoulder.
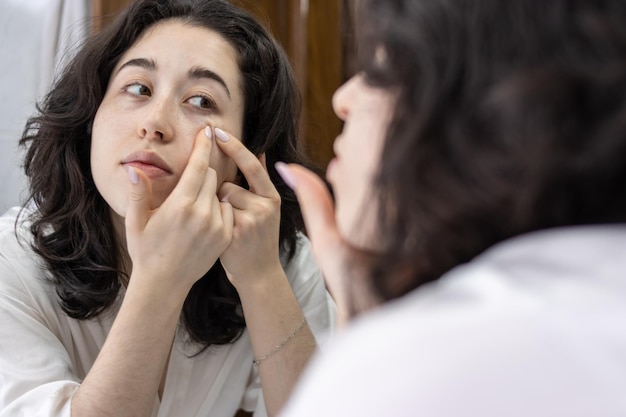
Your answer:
[280,232,319,284]
[0,206,36,266]
[0,206,52,302]
[283,230,626,416]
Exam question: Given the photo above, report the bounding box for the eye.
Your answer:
[124,83,151,96]
[187,95,217,110]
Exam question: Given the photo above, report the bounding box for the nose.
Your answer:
[138,98,174,142]
[332,75,360,121]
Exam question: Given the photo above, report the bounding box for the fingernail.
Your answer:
[275,162,297,189]
[127,166,140,185]
[204,126,213,139]
[215,128,230,142]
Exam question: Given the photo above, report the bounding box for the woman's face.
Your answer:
[327,73,395,249]
[91,19,244,219]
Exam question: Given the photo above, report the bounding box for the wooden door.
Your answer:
[230,0,347,169]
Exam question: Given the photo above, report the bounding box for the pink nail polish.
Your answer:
[275,162,297,189]
[215,128,230,142]
[127,166,140,185]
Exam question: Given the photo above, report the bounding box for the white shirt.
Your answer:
[281,225,626,417]
[0,207,335,417]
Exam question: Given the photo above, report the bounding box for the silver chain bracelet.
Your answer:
[252,318,307,366]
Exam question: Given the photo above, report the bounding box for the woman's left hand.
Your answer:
[213,128,283,289]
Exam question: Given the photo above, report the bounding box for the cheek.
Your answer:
[333,136,385,249]
[335,190,380,250]
[90,111,109,176]
[90,110,104,152]
[91,104,126,156]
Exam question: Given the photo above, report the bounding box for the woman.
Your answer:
[277,0,626,415]
[0,1,334,416]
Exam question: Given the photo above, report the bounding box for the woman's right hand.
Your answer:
[275,163,353,327]
[124,127,234,297]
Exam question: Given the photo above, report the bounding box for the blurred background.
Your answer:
[0,0,352,213]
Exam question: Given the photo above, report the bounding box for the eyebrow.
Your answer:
[116,58,232,99]
[117,57,156,73]
[189,66,231,99]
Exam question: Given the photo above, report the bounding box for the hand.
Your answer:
[213,128,283,289]
[124,127,234,297]
[274,163,353,325]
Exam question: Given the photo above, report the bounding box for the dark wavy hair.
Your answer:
[351,0,626,305]
[19,0,311,347]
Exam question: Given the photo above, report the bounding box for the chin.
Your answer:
[339,212,381,250]
[108,202,128,220]
[337,217,360,245]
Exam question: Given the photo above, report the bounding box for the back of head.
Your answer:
[357,0,626,298]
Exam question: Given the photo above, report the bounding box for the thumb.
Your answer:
[275,163,341,254]
[125,166,152,234]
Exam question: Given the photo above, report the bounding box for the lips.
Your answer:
[121,151,173,178]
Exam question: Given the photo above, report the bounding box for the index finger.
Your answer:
[213,127,277,197]
[168,126,215,202]
[276,163,341,250]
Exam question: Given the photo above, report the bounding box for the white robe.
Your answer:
[281,225,626,417]
[0,207,335,417]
